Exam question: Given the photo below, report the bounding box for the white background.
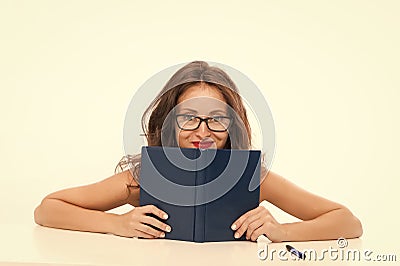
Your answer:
[1,0,399,252]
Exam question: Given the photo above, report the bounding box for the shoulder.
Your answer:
[93,170,140,207]
[259,170,286,201]
[118,170,140,206]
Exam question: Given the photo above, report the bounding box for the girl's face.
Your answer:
[175,84,229,149]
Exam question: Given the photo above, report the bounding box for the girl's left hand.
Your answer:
[231,205,287,242]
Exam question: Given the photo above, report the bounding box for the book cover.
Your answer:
[139,146,260,243]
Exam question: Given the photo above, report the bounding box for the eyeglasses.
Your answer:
[175,114,232,132]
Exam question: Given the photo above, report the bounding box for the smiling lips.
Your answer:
[192,140,214,149]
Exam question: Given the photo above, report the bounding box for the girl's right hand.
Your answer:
[111,205,171,238]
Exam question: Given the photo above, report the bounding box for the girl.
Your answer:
[34,61,362,242]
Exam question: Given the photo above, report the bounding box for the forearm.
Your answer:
[281,208,363,242]
[34,198,117,234]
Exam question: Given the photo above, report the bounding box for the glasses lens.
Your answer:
[207,117,231,131]
[176,115,199,130]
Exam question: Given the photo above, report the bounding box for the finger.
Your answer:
[137,223,166,238]
[142,205,169,220]
[134,229,157,239]
[245,219,264,240]
[245,207,272,236]
[231,206,264,231]
[142,215,172,233]
[250,226,266,242]
[235,211,263,239]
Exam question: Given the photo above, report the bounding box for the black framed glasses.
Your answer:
[176,114,232,132]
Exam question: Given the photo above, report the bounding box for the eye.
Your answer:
[209,116,231,126]
[182,114,196,121]
[176,114,196,122]
[210,116,225,122]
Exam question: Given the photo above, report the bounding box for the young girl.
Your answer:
[34,61,362,242]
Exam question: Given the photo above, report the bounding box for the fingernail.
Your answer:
[166,226,171,232]
[231,224,236,230]
[163,214,168,219]
[234,232,239,238]
[160,232,165,238]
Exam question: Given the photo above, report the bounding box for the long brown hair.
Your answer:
[116,61,253,185]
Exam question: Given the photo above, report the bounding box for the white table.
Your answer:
[0,224,378,265]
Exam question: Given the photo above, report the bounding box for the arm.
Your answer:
[34,170,171,238]
[232,171,363,242]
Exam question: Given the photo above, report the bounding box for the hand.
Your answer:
[231,205,286,242]
[111,205,171,239]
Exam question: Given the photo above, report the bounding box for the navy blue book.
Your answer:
[139,146,260,243]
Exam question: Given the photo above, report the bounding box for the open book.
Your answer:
[139,146,260,242]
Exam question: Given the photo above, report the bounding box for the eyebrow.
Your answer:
[177,108,228,115]
[209,110,228,115]
[178,108,197,113]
